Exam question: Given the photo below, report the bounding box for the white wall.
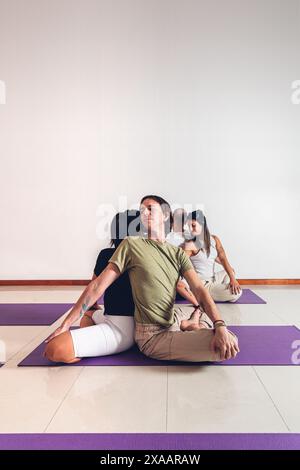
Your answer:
[0,0,299,279]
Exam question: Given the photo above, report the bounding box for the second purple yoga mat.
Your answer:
[18,325,300,367]
[175,289,266,305]
[97,289,265,305]
[0,303,73,326]
[0,289,264,326]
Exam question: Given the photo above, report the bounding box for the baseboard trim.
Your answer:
[0,280,89,286]
[0,279,299,286]
[239,279,300,285]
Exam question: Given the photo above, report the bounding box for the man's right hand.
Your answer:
[211,327,239,360]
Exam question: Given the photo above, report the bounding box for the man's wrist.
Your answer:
[213,320,227,331]
[214,325,228,335]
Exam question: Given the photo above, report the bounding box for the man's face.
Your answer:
[140,198,166,236]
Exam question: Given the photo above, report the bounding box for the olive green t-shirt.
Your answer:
[108,236,193,326]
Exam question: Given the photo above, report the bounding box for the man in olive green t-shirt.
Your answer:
[108,235,193,327]
[45,195,239,364]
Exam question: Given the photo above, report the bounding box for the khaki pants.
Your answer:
[135,306,237,363]
[204,270,242,303]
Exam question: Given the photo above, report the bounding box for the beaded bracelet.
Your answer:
[213,320,226,327]
[214,323,227,330]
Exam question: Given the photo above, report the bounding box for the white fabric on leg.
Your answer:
[204,270,242,302]
[70,315,134,358]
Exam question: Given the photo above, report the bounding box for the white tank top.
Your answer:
[190,236,218,280]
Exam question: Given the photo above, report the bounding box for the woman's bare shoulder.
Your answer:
[183,240,198,255]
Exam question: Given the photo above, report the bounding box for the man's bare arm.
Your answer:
[45,263,121,342]
[63,263,121,327]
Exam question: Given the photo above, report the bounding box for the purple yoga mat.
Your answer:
[0,433,299,450]
[0,303,73,326]
[18,326,300,367]
[176,288,266,304]
[99,289,265,305]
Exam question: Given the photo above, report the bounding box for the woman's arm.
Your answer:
[45,263,121,342]
[213,235,241,295]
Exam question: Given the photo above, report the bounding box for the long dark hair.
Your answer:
[110,210,140,248]
[140,194,173,235]
[187,210,211,257]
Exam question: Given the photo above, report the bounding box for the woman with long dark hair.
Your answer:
[183,210,242,302]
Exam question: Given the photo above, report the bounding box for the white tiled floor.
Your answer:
[0,325,45,362]
[46,366,168,433]
[167,366,287,432]
[217,303,289,325]
[0,285,299,433]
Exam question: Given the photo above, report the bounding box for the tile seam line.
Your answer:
[252,365,291,432]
